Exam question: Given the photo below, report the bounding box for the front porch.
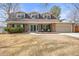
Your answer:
[7,23,56,33]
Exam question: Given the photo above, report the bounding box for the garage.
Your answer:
[56,23,72,33]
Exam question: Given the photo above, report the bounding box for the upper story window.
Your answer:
[36,14,39,19]
[42,14,51,19]
[16,13,25,19]
[30,14,37,19]
[47,15,51,19]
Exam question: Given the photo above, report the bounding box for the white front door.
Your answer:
[30,24,37,32]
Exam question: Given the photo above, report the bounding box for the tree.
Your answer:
[67,4,79,32]
[68,4,79,23]
[50,5,61,19]
[0,3,20,20]
[68,9,78,23]
[72,4,79,10]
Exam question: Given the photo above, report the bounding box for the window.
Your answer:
[47,16,51,19]
[31,14,37,19]
[36,15,39,19]
[17,14,25,19]
[12,24,14,27]
[42,15,51,19]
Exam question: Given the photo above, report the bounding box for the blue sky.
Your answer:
[20,3,74,19]
[0,3,74,21]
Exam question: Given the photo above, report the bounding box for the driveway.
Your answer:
[30,33,79,38]
[58,33,79,38]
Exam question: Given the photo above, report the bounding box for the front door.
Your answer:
[30,25,37,32]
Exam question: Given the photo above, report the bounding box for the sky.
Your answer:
[0,3,75,21]
[0,3,76,26]
[20,3,74,19]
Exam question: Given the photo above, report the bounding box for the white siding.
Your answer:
[56,23,72,33]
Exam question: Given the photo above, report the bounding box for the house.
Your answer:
[6,12,79,33]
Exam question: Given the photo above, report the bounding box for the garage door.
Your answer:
[56,23,72,33]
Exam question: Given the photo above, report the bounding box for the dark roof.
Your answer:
[7,12,57,20]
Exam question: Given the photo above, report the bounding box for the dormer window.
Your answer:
[47,15,51,19]
[36,14,39,19]
[30,14,37,19]
[42,14,51,19]
[15,12,56,19]
[32,15,36,19]
[42,15,46,19]
[16,13,25,19]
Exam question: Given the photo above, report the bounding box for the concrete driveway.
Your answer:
[30,33,79,38]
[58,33,79,38]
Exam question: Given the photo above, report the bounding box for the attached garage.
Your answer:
[56,23,72,33]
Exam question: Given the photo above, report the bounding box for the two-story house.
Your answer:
[6,12,79,33]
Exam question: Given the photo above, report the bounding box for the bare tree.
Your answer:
[0,3,20,20]
[67,4,79,32]
[72,4,79,10]
[68,9,78,22]
[68,4,79,23]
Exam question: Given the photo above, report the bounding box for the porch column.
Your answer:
[25,24,29,32]
[36,24,38,32]
[51,23,56,32]
[72,23,75,32]
[28,24,30,32]
[38,24,40,32]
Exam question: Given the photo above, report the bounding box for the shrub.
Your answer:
[4,27,24,33]
[4,27,9,31]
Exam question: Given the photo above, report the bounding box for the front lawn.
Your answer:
[0,34,79,56]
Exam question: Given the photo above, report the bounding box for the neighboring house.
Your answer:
[0,21,6,33]
[6,12,79,33]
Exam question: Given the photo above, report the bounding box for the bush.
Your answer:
[4,27,24,33]
[4,27,9,31]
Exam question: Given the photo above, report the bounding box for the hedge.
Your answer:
[4,27,24,33]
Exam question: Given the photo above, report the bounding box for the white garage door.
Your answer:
[56,23,72,33]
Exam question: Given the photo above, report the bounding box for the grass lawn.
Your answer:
[0,34,79,56]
